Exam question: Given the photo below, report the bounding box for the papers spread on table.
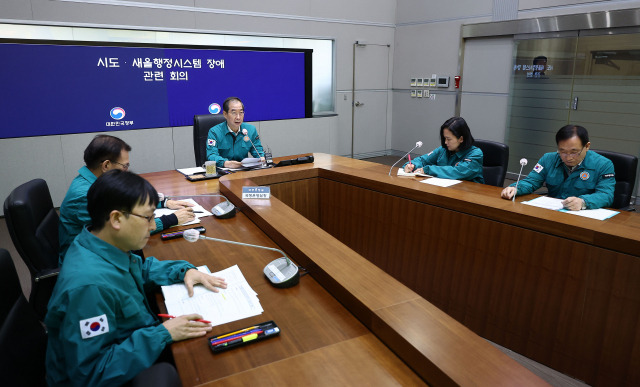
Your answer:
[217,159,269,172]
[521,196,619,220]
[161,265,263,327]
[177,167,206,176]
[396,168,431,177]
[419,177,462,187]
[154,198,213,226]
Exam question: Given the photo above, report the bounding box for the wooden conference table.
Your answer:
[144,153,640,386]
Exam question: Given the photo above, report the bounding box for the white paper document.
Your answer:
[161,265,263,327]
[561,208,619,220]
[176,167,206,176]
[396,168,431,177]
[154,198,213,226]
[522,196,619,220]
[419,177,462,187]
[521,196,564,210]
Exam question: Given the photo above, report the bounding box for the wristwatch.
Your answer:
[581,200,587,210]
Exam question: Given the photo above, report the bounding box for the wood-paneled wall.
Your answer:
[268,169,640,385]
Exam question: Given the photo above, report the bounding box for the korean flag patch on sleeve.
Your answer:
[207,139,216,147]
[533,163,544,173]
[80,314,109,339]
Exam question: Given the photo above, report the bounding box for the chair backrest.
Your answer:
[474,139,509,187]
[3,178,60,320]
[0,248,47,387]
[193,114,227,166]
[592,149,638,209]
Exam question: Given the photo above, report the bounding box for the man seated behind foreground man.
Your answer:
[59,134,195,260]
[501,124,615,210]
[46,170,228,387]
[206,96,264,168]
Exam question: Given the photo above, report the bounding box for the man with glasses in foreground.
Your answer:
[206,96,264,168]
[501,125,615,210]
[46,170,227,387]
[59,135,195,260]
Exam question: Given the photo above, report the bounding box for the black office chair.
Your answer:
[193,114,227,166]
[4,178,60,321]
[474,139,509,187]
[0,248,48,387]
[592,149,638,210]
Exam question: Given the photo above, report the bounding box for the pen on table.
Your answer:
[211,322,274,342]
[211,330,263,345]
[157,314,211,324]
[213,325,259,340]
[214,333,261,348]
[193,210,203,213]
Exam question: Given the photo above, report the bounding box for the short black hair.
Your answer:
[556,125,589,146]
[440,117,475,153]
[87,170,158,231]
[533,56,547,64]
[223,97,244,113]
[84,135,132,170]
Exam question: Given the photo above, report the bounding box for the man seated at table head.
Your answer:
[501,125,615,210]
[59,134,195,261]
[206,96,264,169]
[46,169,228,387]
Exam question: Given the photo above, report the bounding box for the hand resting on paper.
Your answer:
[184,268,228,296]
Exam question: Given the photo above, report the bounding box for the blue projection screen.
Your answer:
[0,42,312,139]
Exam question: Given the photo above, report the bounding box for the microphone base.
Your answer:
[211,202,236,219]
[263,257,300,288]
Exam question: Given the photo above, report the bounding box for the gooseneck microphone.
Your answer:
[183,229,300,288]
[513,158,528,202]
[388,141,423,176]
[242,128,264,165]
[166,194,236,219]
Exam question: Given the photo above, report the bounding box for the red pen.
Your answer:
[408,154,411,165]
[157,314,211,324]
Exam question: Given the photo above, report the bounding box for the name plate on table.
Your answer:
[242,186,271,199]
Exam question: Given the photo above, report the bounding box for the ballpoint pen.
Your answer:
[212,325,259,340]
[213,333,261,348]
[211,330,263,346]
[157,314,211,324]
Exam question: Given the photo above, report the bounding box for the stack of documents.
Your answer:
[161,265,263,327]
[241,157,263,168]
[154,198,213,226]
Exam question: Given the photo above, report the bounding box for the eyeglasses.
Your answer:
[227,110,245,117]
[122,212,155,223]
[557,146,585,157]
[103,160,130,170]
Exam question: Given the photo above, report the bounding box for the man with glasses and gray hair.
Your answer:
[500,125,615,210]
[59,135,195,260]
[206,96,264,168]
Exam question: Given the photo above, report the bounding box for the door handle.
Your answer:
[354,101,365,107]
